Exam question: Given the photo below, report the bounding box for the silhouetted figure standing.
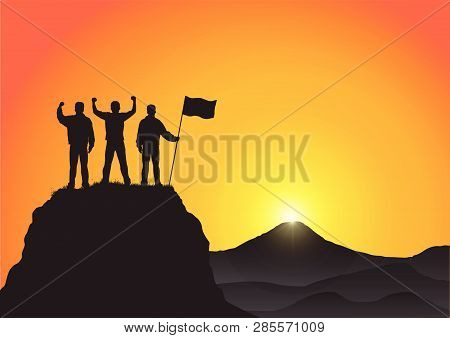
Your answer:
[57,101,95,189]
[92,96,136,185]
[136,105,179,185]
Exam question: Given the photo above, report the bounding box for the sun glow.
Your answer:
[281,207,301,223]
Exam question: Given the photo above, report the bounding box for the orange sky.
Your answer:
[1,0,450,286]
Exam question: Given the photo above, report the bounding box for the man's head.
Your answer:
[75,102,84,115]
[147,104,156,116]
[111,101,120,113]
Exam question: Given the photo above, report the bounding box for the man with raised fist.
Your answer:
[57,101,95,189]
[92,96,136,185]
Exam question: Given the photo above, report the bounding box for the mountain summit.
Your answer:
[210,222,449,286]
[0,184,247,317]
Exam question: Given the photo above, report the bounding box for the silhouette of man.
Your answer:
[57,101,95,189]
[136,104,179,185]
[92,96,136,185]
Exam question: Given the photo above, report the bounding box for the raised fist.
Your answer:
[131,96,136,101]
[92,97,97,103]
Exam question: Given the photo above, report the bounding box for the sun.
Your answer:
[281,207,300,223]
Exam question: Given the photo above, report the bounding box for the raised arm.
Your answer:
[122,96,137,121]
[91,98,108,119]
[56,102,68,126]
[88,120,95,153]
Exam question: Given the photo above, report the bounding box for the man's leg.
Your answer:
[141,155,149,185]
[116,141,131,185]
[102,142,114,183]
[68,145,78,189]
[80,145,89,188]
[151,150,160,185]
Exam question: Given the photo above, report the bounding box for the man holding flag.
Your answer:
[137,96,216,185]
[136,104,179,185]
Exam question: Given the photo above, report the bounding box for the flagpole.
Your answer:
[168,110,184,186]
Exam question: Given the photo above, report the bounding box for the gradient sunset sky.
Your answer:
[1,0,449,286]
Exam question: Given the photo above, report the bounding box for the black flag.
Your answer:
[169,96,216,185]
[182,96,216,119]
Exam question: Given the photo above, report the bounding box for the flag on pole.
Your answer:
[182,96,216,119]
[169,96,216,185]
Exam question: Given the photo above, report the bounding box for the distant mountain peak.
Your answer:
[235,221,334,255]
[266,222,324,241]
[210,220,449,287]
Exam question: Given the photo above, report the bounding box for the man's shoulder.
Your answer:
[64,115,77,123]
[81,115,93,124]
[154,118,165,127]
[141,116,161,124]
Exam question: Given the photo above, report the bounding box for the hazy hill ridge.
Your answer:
[210,222,449,317]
